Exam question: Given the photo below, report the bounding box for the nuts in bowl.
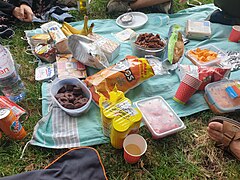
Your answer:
[131,33,166,58]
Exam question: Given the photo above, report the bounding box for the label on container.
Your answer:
[0,46,15,78]
[48,25,67,44]
[35,64,55,81]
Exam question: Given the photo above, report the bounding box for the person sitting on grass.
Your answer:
[107,0,188,17]
[208,0,240,25]
[207,116,240,160]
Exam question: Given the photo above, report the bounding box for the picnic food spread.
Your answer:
[1,5,240,179]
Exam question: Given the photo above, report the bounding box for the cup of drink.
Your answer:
[123,134,147,164]
[229,25,240,43]
[173,73,202,104]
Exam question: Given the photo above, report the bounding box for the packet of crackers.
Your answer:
[163,24,184,64]
[87,33,120,63]
[68,34,109,69]
[84,55,168,104]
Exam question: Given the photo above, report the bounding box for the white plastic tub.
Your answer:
[50,77,92,116]
[135,96,186,139]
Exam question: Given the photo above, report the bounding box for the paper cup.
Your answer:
[173,73,202,104]
[123,134,147,164]
[229,25,240,43]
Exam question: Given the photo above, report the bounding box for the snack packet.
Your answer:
[85,55,167,104]
[68,34,109,69]
[34,44,56,63]
[176,64,231,90]
[164,24,184,64]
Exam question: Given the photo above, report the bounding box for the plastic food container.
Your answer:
[135,96,186,139]
[50,77,92,116]
[204,80,240,114]
[130,33,166,58]
[185,44,226,66]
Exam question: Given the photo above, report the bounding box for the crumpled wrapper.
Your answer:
[68,34,109,69]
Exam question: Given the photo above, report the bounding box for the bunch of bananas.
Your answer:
[61,15,94,37]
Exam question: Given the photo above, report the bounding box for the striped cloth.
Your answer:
[29,4,240,149]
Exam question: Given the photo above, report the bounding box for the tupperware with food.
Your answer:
[204,80,240,114]
[130,33,166,58]
[50,77,92,116]
[185,44,226,67]
[135,96,186,139]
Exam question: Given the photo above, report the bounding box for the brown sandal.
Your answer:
[209,116,240,160]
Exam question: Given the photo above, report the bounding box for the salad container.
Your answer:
[204,80,240,114]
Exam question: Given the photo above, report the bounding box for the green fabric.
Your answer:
[30,4,240,149]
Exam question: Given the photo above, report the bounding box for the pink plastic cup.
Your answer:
[229,25,240,43]
[123,134,147,164]
[173,73,202,104]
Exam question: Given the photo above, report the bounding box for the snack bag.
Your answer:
[176,64,231,90]
[68,34,109,69]
[164,24,184,64]
[84,56,155,104]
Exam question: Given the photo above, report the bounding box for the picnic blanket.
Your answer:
[28,4,240,149]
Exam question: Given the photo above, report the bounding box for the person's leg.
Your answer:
[130,0,170,10]
[207,120,240,160]
[107,0,171,16]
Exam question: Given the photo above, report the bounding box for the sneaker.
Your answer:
[0,25,14,39]
[107,0,132,16]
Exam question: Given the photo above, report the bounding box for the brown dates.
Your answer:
[135,33,165,49]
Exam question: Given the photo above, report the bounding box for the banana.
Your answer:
[61,26,73,37]
[62,22,82,34]
[61,16,94,36]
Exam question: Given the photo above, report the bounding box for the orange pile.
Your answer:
[189,48,218,62]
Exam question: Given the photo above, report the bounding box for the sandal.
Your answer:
[209,116,240,160]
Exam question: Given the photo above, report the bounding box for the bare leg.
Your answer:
[207,122,240,160]
[130,0,170,10]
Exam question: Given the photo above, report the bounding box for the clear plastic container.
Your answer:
[50,77,92,116]
[0,45,26,102]
[135,96,186,139]
[130,33,166,58]
[185,44,226,66]
[204,80,240,114]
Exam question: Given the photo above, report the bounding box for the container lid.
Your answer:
[135,96,186,138]
[185,44,226,66]
[205,80,240,112]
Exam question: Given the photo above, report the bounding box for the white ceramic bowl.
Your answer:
[50,77,92,117]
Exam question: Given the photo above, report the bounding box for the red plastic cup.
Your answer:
[229,25,240,43]
[123,134,147,164]
[173,73,202,104]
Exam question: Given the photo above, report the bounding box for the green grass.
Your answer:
[1,0,240,179]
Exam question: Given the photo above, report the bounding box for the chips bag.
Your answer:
[85,56,157,104]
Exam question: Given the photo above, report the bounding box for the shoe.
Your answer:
[107,0,132,16]
[0,25,14,39]
[208,116,240,160]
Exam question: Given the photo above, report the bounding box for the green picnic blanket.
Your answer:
[29,4,240,149]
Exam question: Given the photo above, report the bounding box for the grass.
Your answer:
[1,0,240,179]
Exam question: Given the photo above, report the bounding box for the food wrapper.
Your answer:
[68,34,109,69]
[47,25,70,54]
[30,34,51,47]
[34,44,56,63]
[84,55,167,104]
[176,64,231,90]
[163,24,184,64]
[87,33,120,63]
[56,54,87,79]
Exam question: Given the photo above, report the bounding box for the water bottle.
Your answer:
[0,45,26,102]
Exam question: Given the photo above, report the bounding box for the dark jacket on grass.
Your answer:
[214,0,240,18]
